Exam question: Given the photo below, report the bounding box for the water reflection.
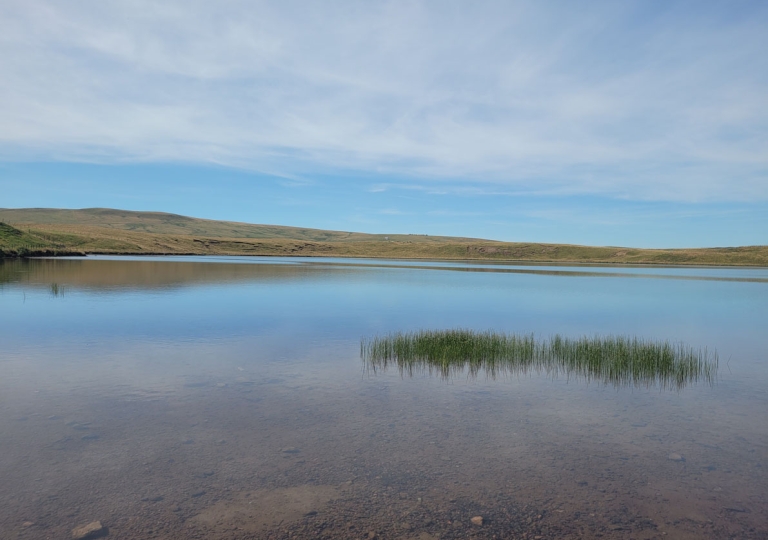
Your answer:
[1,256,766,539]
[2,256,767,295]
[0,257,361,292]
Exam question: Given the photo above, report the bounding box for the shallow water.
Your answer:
[0,256,766,539]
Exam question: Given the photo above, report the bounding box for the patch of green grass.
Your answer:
[0,222,46,256]
[0,221,86,257]
[361,329,718,389]
[0,222,24,241]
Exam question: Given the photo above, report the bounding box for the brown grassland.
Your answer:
[1,207,766,266]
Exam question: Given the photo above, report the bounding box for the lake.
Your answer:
[1,256,766,539]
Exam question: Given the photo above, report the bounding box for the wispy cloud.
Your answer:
[377,208,409,215]
[427,210,486,217]
[0,0,766,201]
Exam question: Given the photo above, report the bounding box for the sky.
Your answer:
[1,0,767,248]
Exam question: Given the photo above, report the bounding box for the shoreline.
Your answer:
[3,250,768,268]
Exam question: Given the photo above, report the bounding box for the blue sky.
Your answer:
[1,1,766,247]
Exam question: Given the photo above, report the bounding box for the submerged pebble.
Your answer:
[71,520,106,539]
[668,453,685,462]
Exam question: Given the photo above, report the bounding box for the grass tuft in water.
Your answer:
[361,329,718,389]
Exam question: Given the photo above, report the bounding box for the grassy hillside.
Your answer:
[1,208,766,266]
[0,221,84,257]
[0,207,473,243]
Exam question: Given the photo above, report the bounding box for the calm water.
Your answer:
[0,256,766,539]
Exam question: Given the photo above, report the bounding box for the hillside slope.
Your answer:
[0,207,474,243]
[1,208,766,266]
[0,221,84,257]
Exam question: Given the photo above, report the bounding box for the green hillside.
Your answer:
[0,221,82,257]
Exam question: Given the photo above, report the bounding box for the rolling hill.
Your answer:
[1,208,766,266]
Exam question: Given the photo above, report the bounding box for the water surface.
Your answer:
[1,256,766,539]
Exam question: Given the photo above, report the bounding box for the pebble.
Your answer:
[281,447,301,454]
[21,521,34,528]
[668,453,685,462]
[71,520,106,539]
[470,516,483,526]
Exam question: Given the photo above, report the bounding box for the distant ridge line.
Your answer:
[1,208,766,266]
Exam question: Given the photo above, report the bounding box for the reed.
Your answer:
[361,329,717,389]
[50,282,62,296]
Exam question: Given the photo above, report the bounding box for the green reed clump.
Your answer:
[361,330,717,389]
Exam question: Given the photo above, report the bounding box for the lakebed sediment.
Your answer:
[2,376,764,539]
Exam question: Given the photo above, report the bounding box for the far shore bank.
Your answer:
[3,249,768,268]
[2,208,767,267]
